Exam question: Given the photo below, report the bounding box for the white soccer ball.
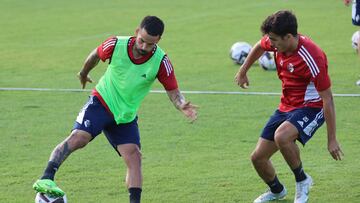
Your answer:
[258,51,276,71]
[351,31,359,51]
[35,193,67,203]
[229,42,252,65]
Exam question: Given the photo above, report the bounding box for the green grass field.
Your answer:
[1,0,359,202]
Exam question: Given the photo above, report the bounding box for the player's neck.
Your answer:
[284,35,299,56]
[132,46,143,59]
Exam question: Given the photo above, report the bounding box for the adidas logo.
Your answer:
[297,120,304,127]
[141,74,147,78]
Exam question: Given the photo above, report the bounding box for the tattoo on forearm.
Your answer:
[82,49,100,74]
[50,141,72,166]
[172,92,185,109]
[89,52,100,67]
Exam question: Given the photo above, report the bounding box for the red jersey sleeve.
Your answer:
[97,36,117,62]
[311,52,331,91]
[157,55,178,91]
[260,35,276,51]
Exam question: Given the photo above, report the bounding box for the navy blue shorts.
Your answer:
[73,96,140,153]
[261,107,325,145]
[353,0,360,26]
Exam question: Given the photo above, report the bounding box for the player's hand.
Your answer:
[234,69,249,89]
[179,101,199,123]
[77,71,93,89]
[328,139,344,160]
[344,0,351,6]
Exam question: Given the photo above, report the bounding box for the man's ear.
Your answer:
[135,27,140,36]
[286,33,292,40]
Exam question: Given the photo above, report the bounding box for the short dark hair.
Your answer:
[261,10,298,37]
[140,16,165,37]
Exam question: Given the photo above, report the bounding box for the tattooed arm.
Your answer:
[77,48,100,89]
[166,88,198,122]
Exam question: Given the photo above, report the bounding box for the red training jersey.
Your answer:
[260,34,331,112]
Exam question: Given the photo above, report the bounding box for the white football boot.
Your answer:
[294,174,313,203]
[253,187,287,203]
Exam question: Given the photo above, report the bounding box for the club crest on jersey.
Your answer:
[84,119,91,128]
[280,60,283,67]
[287,63,294,73]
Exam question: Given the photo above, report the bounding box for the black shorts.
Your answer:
[261,107,325,145]
[73,96,140,153]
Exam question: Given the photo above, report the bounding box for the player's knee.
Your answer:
[250,152,258,164]
[67,130,91,149]
[274,133,289,148]
[250,150,263,165]
[129,148,142,161]
[122,147,141,162]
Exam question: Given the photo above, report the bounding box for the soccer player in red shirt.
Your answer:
[235,10,343,203]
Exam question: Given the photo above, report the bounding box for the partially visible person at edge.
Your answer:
[344,0,360,86]
[234,10,343,203]
[33,15,198,203]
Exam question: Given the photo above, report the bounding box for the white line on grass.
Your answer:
[1,87,359,97]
